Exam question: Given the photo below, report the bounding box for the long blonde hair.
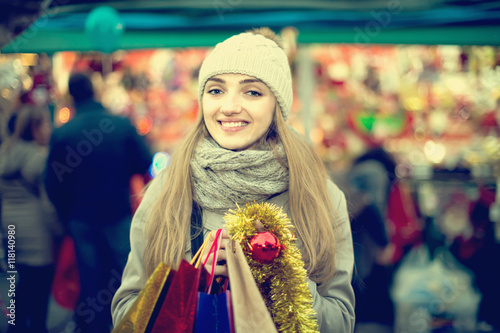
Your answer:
[144,104,338,283]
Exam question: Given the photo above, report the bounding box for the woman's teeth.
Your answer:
[221,122,248,128]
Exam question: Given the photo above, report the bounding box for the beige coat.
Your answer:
[111,171,356,332]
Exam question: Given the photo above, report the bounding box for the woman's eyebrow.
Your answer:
[207,77,262,85]
[207,77,225,83]
[239,79,262,84]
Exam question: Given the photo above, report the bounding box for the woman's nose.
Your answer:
[220,93,242,115]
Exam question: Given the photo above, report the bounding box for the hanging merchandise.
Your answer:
[308,45,500,179]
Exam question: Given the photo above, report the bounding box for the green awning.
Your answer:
[2,1,500,54]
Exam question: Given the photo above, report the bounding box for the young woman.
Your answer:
[111,28,355,332]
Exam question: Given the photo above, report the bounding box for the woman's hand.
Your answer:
[202,229,230,277]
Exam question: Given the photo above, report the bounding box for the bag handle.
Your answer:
[191,230,214,267]
[203,229,223,294]
[189,229,226,294]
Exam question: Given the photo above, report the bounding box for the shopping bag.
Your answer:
[148,259,202,333]
[225,240,277,333]
[112,262,174,333]
[51,235,80,310]
[194,229,233,333]
[148,229,221,333]
[113,229,230,333]
[226,290,234,333]
[113,230,211,333]
[194,291,232,333]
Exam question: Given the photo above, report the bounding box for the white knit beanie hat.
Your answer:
[198,31,293,121]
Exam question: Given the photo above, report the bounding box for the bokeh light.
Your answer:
[58,107,71,124]
[424,140,446,164]
[136,116,153,136]
[149,152,171,178]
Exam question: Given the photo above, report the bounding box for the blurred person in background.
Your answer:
[347,147,395,329]
[0,96,11,268]
[0,104,62,333]
[0,96,11,145]
[45,72,153,333]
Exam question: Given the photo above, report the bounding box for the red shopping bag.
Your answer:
[148,259,202,333]
[52,236,80,310]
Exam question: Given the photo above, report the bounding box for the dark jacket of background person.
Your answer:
[339,146,396,326]
[45,97,152,226]
[348,159,390,280]
[44,73,153,333]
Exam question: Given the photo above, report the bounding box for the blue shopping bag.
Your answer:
[194,291,232,333]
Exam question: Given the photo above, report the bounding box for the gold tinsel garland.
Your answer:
[224,202,319,333]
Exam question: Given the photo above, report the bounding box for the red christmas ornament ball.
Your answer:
[249,231,281,263]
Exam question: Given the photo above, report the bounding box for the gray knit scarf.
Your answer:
[191,137,289,214]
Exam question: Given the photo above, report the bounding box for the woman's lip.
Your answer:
[218,119,248,122]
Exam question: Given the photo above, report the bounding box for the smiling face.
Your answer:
[202,73,276,151]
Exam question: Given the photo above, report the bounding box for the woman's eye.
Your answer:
[247,90,261,97]
[208,89,222,95]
